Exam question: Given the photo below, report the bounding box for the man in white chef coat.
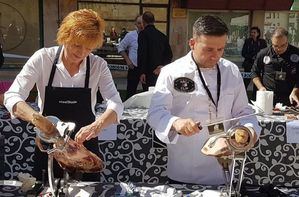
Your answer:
[147,15,261,185]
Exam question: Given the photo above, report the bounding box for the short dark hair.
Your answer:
[251,26,261,39]
[142,11,155,24]
[193,15,228,37]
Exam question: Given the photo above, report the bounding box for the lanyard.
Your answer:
[191,54,221,111]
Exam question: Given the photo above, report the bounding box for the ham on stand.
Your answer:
[32,114,104,196]
[35,137,103,173]
[32,114,103,173]
[201,125,256,197]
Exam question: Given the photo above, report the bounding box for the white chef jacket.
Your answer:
[4,46,123,122]
[147,51,261,185]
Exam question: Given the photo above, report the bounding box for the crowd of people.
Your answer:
[1,8,299,186]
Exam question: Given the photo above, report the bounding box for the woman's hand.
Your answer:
[75,122,101,144]
[75,109,117,144]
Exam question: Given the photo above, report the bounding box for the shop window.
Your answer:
[79,3,139,21]
[188,11,250,67]
[142,0,169,4]
[79,0,170,65]
[86,0,139,2]
[0,1,40,69]
[264,12,299,47]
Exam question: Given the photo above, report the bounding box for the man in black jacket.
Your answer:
[252,27,299,106]
[138,11,173,91]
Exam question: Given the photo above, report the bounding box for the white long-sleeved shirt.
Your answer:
[117,30,138,67]
[4,46,123,122]
[147,51,261,185]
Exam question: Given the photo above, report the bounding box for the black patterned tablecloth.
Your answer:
[244,116,299,187]
[1,104,299,187]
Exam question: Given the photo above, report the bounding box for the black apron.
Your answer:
[33,46,100,181]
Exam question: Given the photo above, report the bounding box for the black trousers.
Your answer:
[126,67,141,100]
[143,73,158,91]
[242,60,253,89]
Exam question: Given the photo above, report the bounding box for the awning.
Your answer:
[184,0,294,11]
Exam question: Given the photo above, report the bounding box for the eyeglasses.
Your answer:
[272,42,288,50]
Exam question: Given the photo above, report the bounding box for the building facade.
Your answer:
[0,0,298,71]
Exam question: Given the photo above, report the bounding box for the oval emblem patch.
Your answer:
[174,77,195,92]
[290,54,299,63]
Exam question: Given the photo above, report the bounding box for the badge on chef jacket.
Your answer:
[275,71,286,81]
[290,54,299,63]
[174,77,195,92]
[206,117,225,136]
[263,56,271,64]
[208,123,224,136]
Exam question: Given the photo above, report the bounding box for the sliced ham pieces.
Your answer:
[36,137,104,173]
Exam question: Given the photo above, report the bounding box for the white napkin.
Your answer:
[123,87,155,109]
[97,124,117,140]
[286,120,299,143]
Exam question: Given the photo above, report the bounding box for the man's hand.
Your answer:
[290,88,299,107]
[172,118,202,136]
[153,65,163,75]
[252,77,266,91]
[258,86,267,91]
[127,63,135,70]
[140,74,146,84]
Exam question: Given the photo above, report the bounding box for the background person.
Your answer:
[138,11,173,91]
[147,15,261,185]
[251,27,299,106]
[119,27,128,41]
[117,15,144,99]
[109,26,118,42]
[241,27,267,94]
[4,9,123,181]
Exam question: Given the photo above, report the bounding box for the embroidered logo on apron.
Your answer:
[58,100,78,104]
